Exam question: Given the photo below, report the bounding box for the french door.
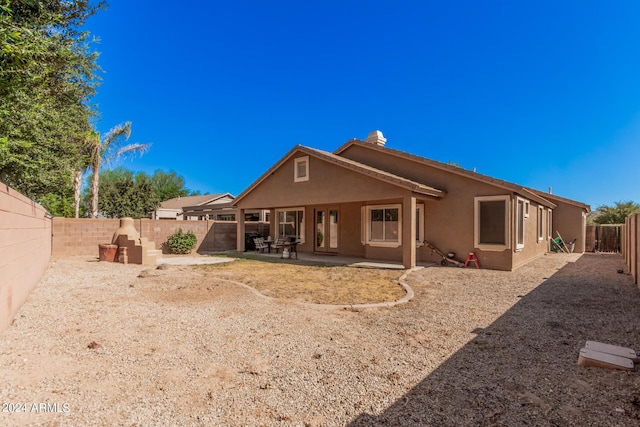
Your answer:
[315,207,339,253]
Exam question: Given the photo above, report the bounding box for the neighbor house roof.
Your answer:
[234,145,446,205]
[335,139,558,209]
[182,201,235,213]
[158,193,233,210]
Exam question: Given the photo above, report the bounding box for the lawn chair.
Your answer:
[253,237,268,253]
[272,237,285,253]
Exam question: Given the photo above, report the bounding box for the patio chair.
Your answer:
[253,237,269,253]
[281,238,299,259]
[272,237,285,253]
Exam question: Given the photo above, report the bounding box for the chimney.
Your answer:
[365,130,387,146]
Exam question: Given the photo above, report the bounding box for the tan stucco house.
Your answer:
[233,131,590,270]
[151,193,269,222]
[151,193,236,220]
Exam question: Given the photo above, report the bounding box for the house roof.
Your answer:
[182,201,235,212]
[234,137,589,210]
[303,146,446,197]
[527,189,591,213]
[158,193,233,210]
[334,139,559,209]
[233,145,446,205]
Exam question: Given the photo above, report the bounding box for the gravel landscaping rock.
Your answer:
[1,253,639,426]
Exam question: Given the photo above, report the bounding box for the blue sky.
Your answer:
[86,1,640,209]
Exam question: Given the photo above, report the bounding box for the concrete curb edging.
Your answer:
[329,266,419,310]
[215,267,420,310]
[216,278,276,301]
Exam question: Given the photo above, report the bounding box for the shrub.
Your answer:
[166,229,197,254]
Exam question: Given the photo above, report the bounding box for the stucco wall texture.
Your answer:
[238,144,579,270]
[52,218,267,257]
[0,183,52,333]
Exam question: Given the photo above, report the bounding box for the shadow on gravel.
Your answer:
[349,253,640,426]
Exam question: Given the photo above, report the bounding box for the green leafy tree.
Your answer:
[0,0,105,204]
[87,122,151,218]
[592,201,640,225]
[150,170,192,201]
[39,191,75,217]
[0,0,106,77]
[88,168,160,218]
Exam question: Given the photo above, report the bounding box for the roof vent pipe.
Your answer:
[365,130,387,146]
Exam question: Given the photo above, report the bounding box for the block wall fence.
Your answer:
[0,183,52,333]
[622,214,640,287]
[52,217,270,257]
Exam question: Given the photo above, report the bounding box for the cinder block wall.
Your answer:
[52,218,120,257]
[51,218,272,257]
[139,219,211,253]
[0,183,52,333]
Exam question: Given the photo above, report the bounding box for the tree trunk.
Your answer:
[72,170,82,218]
[91,163,99,218]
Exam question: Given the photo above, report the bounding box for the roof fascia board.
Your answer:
[519,188,556,209]
[234,145,444,206]
[302,146,444,198]
[196,193,235,206]
[528,189,591,212]
[336,140,558,208]
[233,145,307,206]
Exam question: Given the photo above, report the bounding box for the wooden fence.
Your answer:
[585,225,621,252]
[622,214,640,286]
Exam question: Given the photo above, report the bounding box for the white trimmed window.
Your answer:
[474,195,510,251]
[365,205,402,247]
[547,209,553,239]
[277,208,305,243]
[416,203,425,245]
[537,205,544,242]
[294,156,309,182]
[515,197,526,251]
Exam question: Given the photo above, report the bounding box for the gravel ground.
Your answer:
[1,252,640,426]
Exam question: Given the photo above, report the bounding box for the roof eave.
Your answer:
[519,188,557,209]
[337,140,588,209]
[233,145,304,206]
[234,144,446,206]
[528,189,591,213]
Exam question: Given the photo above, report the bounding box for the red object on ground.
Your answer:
[464,252,480,268]
[98,244,118,262]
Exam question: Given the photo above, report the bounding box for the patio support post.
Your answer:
[237,208,245,252]
[402,195,416,269]
[270,208,276,238]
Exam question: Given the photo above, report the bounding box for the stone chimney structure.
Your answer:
[365,130,387,146]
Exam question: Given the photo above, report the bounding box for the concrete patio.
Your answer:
[226,250,437,270]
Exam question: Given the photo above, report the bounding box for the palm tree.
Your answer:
[87,122,150,218]
[70,130,97,218]
[72,169,83,218]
